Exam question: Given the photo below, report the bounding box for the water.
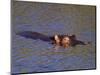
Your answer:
[11,1,96,74]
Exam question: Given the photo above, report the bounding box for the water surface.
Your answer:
[11,1,96,74]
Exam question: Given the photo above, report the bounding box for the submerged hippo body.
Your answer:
[17,31,88,48]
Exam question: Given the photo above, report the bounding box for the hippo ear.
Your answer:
[70,34,76,39]
[71,34,75,37]
[54,35,59,40]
